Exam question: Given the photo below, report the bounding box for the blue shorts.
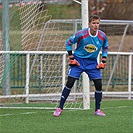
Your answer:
[68,56,102,80]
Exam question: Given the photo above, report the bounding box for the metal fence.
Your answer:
[0,51,132,89]
[0,51,132,104]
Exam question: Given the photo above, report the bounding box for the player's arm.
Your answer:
[66,34,80,66]
[66,34,78,51]
[97,35,108,69]
[102,35,108,58]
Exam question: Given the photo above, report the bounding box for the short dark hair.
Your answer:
[89,14,100,23]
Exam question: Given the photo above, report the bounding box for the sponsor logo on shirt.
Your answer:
[84,44,97,52]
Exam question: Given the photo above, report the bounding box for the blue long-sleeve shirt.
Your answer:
[66,28,109,60]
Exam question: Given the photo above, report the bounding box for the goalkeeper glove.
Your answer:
[96,57,106,69]
[69,55,80,66]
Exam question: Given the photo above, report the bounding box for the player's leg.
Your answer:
[58,76,76,109]
[53,76,76,117]
[84,59,105,116]
[93,79,102,111]
[93,79,105,116]
[53,65,83,117]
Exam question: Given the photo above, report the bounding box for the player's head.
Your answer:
[89,14,100,34]
[89,14,100,23]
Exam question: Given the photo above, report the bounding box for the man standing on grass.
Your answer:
[53,14,109,117]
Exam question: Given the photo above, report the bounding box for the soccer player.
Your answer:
[53,14,109,117]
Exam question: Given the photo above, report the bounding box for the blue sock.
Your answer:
[58,86,71,109]
[95,90,102,111]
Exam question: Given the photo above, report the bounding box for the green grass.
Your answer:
[0,100,132,133]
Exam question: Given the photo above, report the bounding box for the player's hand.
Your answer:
[96,63,106,69]
[69,55,80,66]
[96,57,106,69]
[69,59,80,66]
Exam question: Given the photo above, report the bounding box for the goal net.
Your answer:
[0,1,132,109]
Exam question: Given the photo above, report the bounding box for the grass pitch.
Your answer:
[0,100,132,133]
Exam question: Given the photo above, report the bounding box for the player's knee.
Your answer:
[66,76,76,89]
[93,79,102,91]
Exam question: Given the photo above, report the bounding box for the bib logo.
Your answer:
[84,44,97,52]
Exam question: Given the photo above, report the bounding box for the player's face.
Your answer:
[89,19,100,35]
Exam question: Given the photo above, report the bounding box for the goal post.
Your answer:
[2,0,10,95]
[81,0,90,109]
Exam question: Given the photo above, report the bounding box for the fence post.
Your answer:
[25,53,30,104]
[128,55,132,100]
[62,54,66,90]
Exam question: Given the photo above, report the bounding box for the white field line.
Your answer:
[0,105,131,110]
[49,105,132,112]
[0,112,36,117]
[65,105,132,110]
[0,105,131,115]
[102,106,132,110]
[0,107,53,109]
